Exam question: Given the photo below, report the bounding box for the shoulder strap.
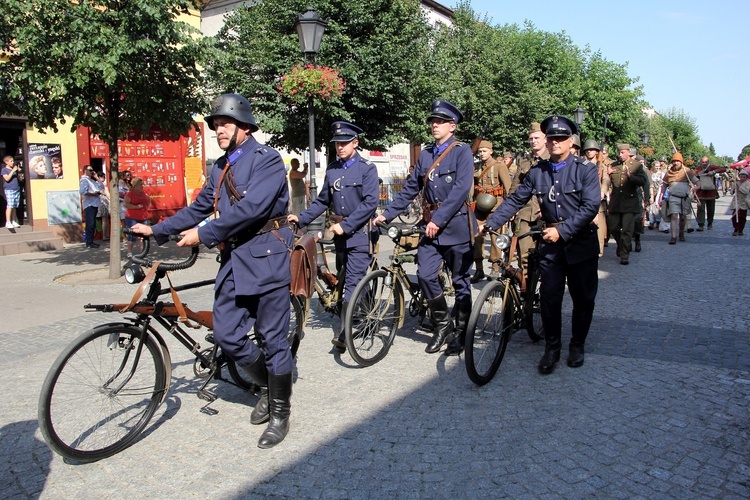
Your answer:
[423,141,460,186]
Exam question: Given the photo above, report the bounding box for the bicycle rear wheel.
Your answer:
[396,201,420,225]
[345,269,403,366]
[38,324,166,462]
[524,258,544,342]
[465,280,512,386]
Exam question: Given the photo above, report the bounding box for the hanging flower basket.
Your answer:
[278,64,346,103]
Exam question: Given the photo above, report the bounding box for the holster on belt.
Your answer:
[421,200,439,224]
[328,214,344,225]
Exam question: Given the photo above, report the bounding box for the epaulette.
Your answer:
[255,147,268,154]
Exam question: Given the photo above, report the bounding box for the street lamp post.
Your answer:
[295,8,328,210]
[573,105,586,129]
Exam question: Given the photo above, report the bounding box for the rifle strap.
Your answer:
[213,160,244,218]
[422,141,459,190]
[120,262,161,313]
[166,272,200,329]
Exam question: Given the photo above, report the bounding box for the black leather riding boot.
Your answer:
[240,354,269,425]
[258,372,293,449]
[538,341,561,375]
[470,259,485,283]
[444,300,471,356]
[634,234,641,252]
[425,294,454,353]
[567,342,585,368]
[332,301,348,351]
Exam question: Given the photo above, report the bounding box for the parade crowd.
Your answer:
[129,91,746,450]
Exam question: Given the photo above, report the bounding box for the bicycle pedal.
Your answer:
[197,389,217,402]
[200,405,219,416]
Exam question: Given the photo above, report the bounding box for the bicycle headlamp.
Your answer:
[493,234,511,250]
[387,226,401,240]
[124,263,146,284]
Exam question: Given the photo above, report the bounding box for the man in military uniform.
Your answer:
[131,94,294,449]
[470,140,511,282]
[694,155,726,230]
[582,139,610,257]
[484,115,599,374]
[607,143,648,265]
[510,122,549,276]
[571,134,581,156]
[289,121,379,351]
[632,154,650,253]
[503,151,517,182]
[374,100,475,356]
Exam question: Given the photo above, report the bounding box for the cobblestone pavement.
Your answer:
[1,196,748,499]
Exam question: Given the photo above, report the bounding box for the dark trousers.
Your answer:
[213,275,293,375]
[335,245,373,302]
[83,205,98,244]
[417,240,473,304]
[538,255,598,347]
[732,209,747,234]
[607,212,636,259]
[696,199,716,227]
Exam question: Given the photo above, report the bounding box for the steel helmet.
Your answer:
[204,93,259,132]
[475,193,498,213]
[572,134,581,149]
[582,139,600,152]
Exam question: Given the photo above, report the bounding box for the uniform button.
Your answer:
[558,204,561,208]
[266,249,271,254]
[230,243,236,249]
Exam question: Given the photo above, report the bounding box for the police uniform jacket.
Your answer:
[487,154,600,265]
[510,150,549,222]
[608,159,648,214]
[151,136,292,296]
[384,137,476,245]
[297,152,378,250]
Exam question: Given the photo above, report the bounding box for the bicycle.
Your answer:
[344,222,454,366]
[464,226,543,386]
[37,231,304,462]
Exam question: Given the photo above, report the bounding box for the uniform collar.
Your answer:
[341,152,359,169]
[226,136,257,165]
[433,137,455,157]
[550,154,575,173]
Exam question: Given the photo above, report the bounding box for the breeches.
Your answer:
[213,273,293,375]
[336,246,372,302]
[417,240,473,304]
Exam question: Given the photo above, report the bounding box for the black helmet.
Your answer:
[582,139,601,152]
[475,193,498,213]
[204,93,259,132]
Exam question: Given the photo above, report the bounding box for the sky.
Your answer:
[466,0,750,159]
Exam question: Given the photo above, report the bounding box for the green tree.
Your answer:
[207,0,433,152]
[0,0,209,277]
[739,144,750,161]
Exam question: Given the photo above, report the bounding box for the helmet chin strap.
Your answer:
[224,126,240,152]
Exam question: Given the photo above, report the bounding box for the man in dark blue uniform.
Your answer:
[131,94,294,448]
[374,100,476,355]
[484,115,600,374]
[289,121,379,351]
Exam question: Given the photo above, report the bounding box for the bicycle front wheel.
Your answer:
[524,261,544,342]
[38,323,167,462]
[345,269,403,366]
[465,280,512,386]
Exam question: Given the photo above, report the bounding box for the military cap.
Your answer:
[582,139,601,152]
[205,93,259,132]
[629,148,637,157]
[330,121,363,142]
[529,122,542,134]
[572,134,581,148]
[503,151,513,159]
[478,140,493,150]
[617,143,631,151]
[427,100,464,124]
[540,115,578,138]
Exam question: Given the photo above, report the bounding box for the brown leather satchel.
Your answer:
[289,232,317,298]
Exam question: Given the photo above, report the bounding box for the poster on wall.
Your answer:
[28,143,64,179]
[46,191,82,225]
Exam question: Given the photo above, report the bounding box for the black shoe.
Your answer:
[634,240,641,252]
[86,242,100,248]
[567,345,585,368]
[538,346,561,374]
[620,257,629,265]
[443,337,463,356]
[470,270,485,283]
[687,228,695,233]
[696,226,704,232]
[331,331,346,352]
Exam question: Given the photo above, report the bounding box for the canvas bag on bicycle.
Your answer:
[214,162,317,299]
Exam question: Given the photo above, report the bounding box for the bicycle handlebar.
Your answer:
[123,228,199,272]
